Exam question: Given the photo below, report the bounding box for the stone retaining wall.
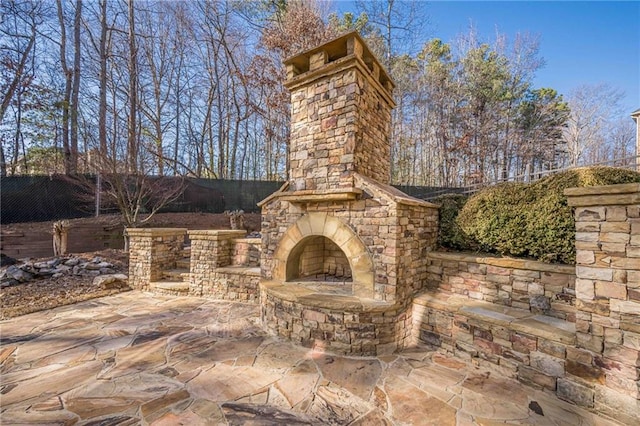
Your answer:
[426,252,576,321]
[412,183,640,424]
[188,230,248,297]
[201,267,260,302]
[232,238,261,267]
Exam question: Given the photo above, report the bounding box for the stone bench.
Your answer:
[197,266,261,303]
[261,280,410,356]
[412,292,576,390]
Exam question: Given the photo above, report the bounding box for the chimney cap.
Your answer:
[283,31,394,92]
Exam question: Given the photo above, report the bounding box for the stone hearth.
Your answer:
[259,32,439,355]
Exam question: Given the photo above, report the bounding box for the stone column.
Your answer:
[127,228,187,291]
[564,183,640,423]
[188,230,246,295]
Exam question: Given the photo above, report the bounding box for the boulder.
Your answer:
[5,265,33,283]
[93,274,129,290]
[0,253,17,267]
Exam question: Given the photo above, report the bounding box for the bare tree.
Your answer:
[126,0,138,173]
[1,0,42,176]
[563,83,625,166]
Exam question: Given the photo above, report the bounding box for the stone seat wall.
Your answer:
[412,183,640,424]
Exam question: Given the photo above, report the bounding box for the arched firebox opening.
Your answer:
[286,235,353,283]
[271,213,375,299]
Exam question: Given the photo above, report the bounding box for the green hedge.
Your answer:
[436,167,640,264]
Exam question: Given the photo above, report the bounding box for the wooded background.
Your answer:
[2,0,636,187]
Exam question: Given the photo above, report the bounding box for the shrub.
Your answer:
[451,167,640,264]
[434,193,475,251]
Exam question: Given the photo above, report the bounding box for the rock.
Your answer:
[54,265,71,274]
[65,258,80,267]
[52,273,64,279]
[529,400,544,416]
[84,263,103,271]
[92,256,103,263]
[5,265,33,282]
[0,253,17,267]
[47,259,62,268]
[93,274,128,289]
[221,403,316,425]
[100,268,116,275]
[35,268,55,277]
[1,277,20,288]
[530,295,551,312]
[33,262,50,269]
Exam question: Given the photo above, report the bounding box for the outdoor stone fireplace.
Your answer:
[259,32,439,355]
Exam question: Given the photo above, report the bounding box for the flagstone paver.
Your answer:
[0,291,623,425]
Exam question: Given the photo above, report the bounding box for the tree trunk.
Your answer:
[98,0,108,159]
[57,0,73,175]
[127,0,138,173]
[70,0,82,175]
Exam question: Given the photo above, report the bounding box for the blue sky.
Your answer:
[333,1,640,114]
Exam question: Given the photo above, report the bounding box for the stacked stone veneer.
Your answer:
[285,32,394,191]
[427,252,576,320]
[261,183,437,354]
[260,32,439,355]
[563,183,640,423]
[297,236,352,280]
[127,228,187,291]
[127,229,261,302]
[411,183,640,424]
[188,230,260,301]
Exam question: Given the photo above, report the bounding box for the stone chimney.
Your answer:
[284,31,396,191]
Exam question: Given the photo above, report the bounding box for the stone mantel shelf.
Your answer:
[267,188,363,204]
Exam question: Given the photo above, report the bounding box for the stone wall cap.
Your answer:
[126,228,187,236]
[188,230,247,239]
[564,183,640,206]
[414,291,576,344]
[428,251,575,274]
[564,182,640,197]
[234,238,261,243]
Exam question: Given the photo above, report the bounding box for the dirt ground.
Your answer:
[0,212,261,320]
[1,212,262,235]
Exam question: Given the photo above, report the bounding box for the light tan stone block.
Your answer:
[627,246,640,258]
[601,222,630,233]
[606,206,629,221]
[575,278,595,300]
[575,232,599,242]
[600,232,630,244]
[601,242,627,256]
[576,250,595,265]
[576,266,612,281]
[576,221,600,232]
[603,343,640,367]
[628,271,640,288]
[595,281,627,300]
[610,299,640,315]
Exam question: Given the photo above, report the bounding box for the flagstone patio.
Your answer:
[0,291,621,425]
